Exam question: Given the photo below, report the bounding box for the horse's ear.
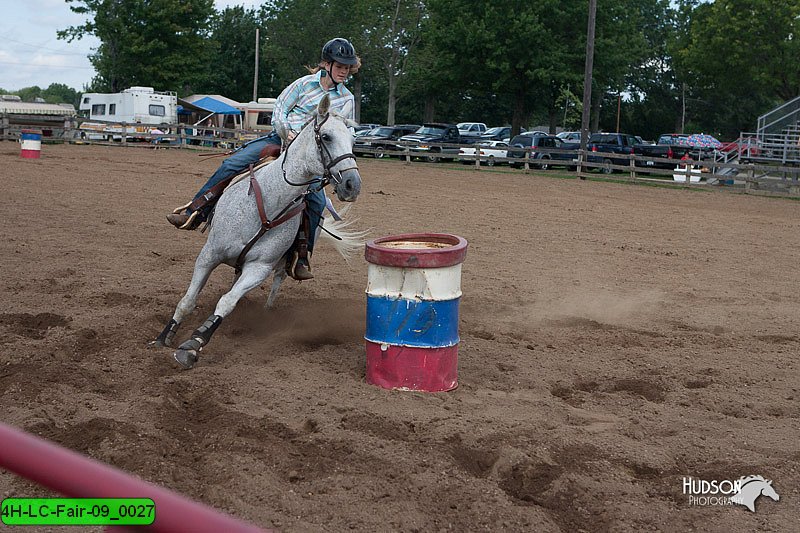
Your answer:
[344,117,359,128]
[318,94,330,116]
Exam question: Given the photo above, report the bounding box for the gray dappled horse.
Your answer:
[152,95,362,369]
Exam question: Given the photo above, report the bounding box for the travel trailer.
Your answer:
[240,98,276,133]
[78,87,177,140]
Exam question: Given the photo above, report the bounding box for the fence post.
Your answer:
[404,145,411,165]
[577,150,585,180]
[523,148,530,173]
[1,115,9,140]
[629,153,636,181]
[745,164,756,193]
[474,146,480,169]
[121,122,127,146]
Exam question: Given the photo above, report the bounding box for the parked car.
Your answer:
[507,134,577,169]
[480,126,512,141]
[398,123,461,162]
[557,131,582,142]
[354,123,380,134]
[459,140,509,166]
[586,132,692,172]
[457,122,487,139]
[354,127,377,138]
[354,124,420,158]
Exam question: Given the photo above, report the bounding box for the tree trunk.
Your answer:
[590,89,603,132]
[511,89,526,137]
[386,74,397,126]
[353,74,363,123]
[548,108,558,134]
[423,94,435,123]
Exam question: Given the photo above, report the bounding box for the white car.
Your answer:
[459,140,508,166]
[457,122,487,136]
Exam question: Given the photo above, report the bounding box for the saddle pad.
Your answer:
[224,157,276,193]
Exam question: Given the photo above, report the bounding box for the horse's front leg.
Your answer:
[173,263,273,369]
[150,250,217,348]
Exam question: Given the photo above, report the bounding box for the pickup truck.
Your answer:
[586,133,692,172]
[398,123,462,162]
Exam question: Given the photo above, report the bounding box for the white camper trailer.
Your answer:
[240,98,276,133]
[78,87,177,140]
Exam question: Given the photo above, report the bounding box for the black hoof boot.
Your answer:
[172,315,223,370]
[151,319,179,348]
[174,344,199,369]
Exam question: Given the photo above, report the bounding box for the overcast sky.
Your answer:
[1,0,261,92]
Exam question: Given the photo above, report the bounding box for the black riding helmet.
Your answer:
[321,38,357,66]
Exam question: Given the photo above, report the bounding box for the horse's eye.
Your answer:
[321,133,332,142]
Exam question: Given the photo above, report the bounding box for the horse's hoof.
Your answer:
[173,349,198,369]
[148,339,167,349]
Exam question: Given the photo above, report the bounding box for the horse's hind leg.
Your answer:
[173,263,272,369]
[151,251,218,348]
[266,257,288,309]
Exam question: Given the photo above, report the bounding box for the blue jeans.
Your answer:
[189,131,281,220]
[189,130,325,254]
[305,188,326,255]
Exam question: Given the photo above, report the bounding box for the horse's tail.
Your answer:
[320,205,370,262]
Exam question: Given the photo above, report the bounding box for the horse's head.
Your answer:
[306,94,362,202]
[760,480,780,502]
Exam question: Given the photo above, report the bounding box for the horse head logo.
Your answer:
[730,475,780,512]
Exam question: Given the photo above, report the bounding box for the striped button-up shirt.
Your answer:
[272,71,355,139]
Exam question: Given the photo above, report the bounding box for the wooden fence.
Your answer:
[4,120,800,196]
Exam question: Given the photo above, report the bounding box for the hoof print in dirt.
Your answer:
[173,349,198,369]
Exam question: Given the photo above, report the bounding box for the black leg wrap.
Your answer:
[154,319,179,347]
[192,314,223,345]
[173,315,222,370]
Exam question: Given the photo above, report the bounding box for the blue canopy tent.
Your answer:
[177,96,243,145]
[177,96,242,127]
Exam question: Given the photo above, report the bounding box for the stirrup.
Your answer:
[179,211,200,230]
[172,201,192,214]
[287,252,314,281]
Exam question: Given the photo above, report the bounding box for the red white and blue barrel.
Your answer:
[365,233,468,392]
[20,130,42,159]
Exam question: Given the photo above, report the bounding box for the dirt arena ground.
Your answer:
[1,143,798,532]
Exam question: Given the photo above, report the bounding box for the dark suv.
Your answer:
[354,124,420,158]
[398,123,462,162]
[507,134,577,169]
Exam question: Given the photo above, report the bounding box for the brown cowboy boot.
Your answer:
[288,251,314,281]
[166,211,201,230]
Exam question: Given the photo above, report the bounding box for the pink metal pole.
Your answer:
[0,422,269,533]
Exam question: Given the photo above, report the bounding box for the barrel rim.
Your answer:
[365,233,467,268]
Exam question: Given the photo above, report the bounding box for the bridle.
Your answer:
[234,112,358,275]
[280,112,358,192]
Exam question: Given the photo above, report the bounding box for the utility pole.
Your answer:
[681,82,686,133]
[252,28,260,102]
[616,92,621,133]
[579,0,597,176]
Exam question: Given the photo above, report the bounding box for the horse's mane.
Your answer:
[739,475,768,486]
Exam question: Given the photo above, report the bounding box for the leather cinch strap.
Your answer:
[234,164,306,274]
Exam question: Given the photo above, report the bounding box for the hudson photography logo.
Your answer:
[682,475,780,512]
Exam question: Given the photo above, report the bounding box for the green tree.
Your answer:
[41,83,81,107]
[677,0,800,136]
[58,0,216,94]
[203,6,265,102]
[16,86,43,102]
